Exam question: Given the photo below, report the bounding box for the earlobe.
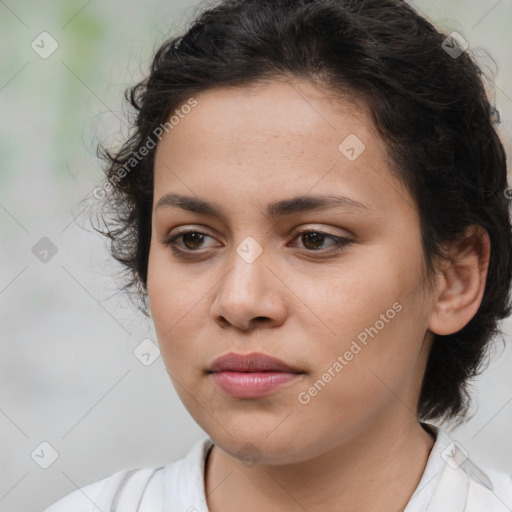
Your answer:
[428,225,490,336]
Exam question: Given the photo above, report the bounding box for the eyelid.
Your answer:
[165,222,348,238]
[289,224,348,238]
[162,224,347,244]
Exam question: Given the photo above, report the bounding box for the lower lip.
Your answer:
[210,371,302,399]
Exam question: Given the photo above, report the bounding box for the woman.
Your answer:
[43,0,512,510]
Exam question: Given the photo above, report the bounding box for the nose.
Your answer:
[210,242,288,332]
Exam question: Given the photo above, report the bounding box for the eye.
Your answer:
[288,229,352,254]
[162,229,218,254]
[161,227,352,258]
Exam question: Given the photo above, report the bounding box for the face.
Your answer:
[147,79,436,465]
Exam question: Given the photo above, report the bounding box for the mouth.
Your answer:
[208,352,305,399]
[208,351,304,373]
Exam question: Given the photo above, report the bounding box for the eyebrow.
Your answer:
[155,193,374,219]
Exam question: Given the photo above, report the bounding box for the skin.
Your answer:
[147,78,490,512]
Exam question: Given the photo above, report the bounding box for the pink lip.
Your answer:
[208,352,305,399]
[209,352,303,373]
[210,371,302,399]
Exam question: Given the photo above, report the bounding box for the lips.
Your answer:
[208,352,305,399]
[208,352,304,374]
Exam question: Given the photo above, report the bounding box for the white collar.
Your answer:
[162,422,510,511]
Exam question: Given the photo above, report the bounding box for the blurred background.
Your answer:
[1,1,511,510]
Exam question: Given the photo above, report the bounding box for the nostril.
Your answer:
[217,316,230,328]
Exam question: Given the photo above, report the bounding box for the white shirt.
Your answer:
[42,423,512,512]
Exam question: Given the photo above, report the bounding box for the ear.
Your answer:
[428,225,490,336]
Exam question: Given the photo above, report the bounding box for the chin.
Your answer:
[208,426,319,466]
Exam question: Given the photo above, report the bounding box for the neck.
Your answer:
[205,412,435,512]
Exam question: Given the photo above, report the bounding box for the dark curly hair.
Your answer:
[93,0,512,426]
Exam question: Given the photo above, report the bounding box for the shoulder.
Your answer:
[42,466,164,512]
[42,472,116,512]
[42,437,214,512]
[471,467,512,510]
[485,468,512,490]
[417,423,512,512]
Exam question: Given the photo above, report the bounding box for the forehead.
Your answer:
[152,79,413,217]
[156,79,373,154]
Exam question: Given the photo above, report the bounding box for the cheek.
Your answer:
[293,308,426,446]
[147,247,231,391]
[147,248,199,362]
[291,247,429,389]
[285,252,408,345]
[147,245,204,326]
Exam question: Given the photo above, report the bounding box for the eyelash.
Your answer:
[162,228,352,258]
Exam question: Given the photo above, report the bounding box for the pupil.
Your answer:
[183,233,204,249]
[303,232,324,250]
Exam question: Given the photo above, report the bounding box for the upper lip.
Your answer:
[208,352,304,373]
